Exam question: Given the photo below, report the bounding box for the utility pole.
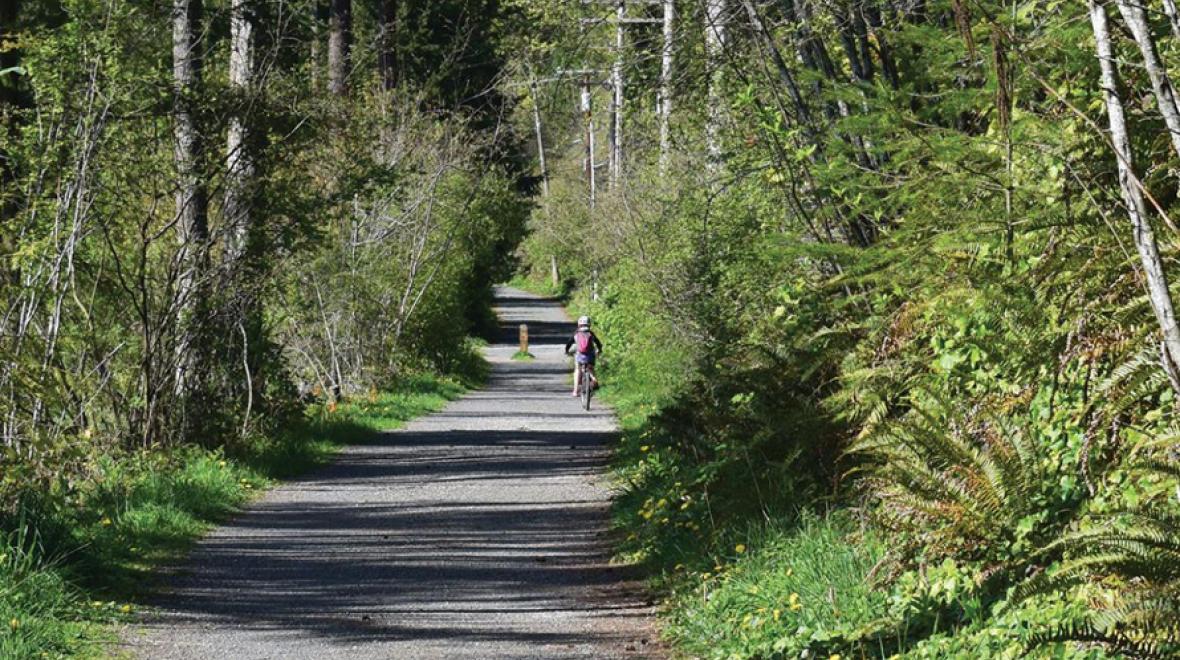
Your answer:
[581,1,661,187]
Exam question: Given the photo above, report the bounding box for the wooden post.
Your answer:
[550,254,560,287]
[519,324,529,355]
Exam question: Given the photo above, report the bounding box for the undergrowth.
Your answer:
[0,371,468,658]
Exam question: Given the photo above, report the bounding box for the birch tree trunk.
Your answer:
[1090,0,1180,393]
[609,1,625,187]
[328,0,351,96]
[705,0,728,170]
[225,0,254,264]
[582,80,596,208]
[172,0,210,405]
[1114,0,1180,164]
[659,0,674,173]
[1163,0,1180,39]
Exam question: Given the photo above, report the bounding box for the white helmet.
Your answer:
[577,315,591,329]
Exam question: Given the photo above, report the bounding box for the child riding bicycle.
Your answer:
[565,315,603,397]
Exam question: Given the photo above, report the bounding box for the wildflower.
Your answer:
[120,604,133,614]
[640,445,650,452]
[829,655,841,660]
[9,618,18,630]
[735,543,747,554]
[773,608,781,621]
[218,460,227,468]
[100,517,113,527]
[788,592,802,612]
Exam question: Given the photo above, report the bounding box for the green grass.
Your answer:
[0,372,467,658]
[506,274,568,300]
[666,512,887,659]
[511,350,535,361]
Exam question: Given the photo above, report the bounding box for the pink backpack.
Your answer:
[575,331,592,354]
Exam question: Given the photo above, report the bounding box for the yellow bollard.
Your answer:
[519,324,529,355]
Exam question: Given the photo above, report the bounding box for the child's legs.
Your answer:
[572,362,582,392]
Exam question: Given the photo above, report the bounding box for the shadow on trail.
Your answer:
[137,286,652,658]
[146,427,640,650]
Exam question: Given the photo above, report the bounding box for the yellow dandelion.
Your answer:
[735,543,747,554]
[119,604,133,614]
[788,592,802,612]
[640,445,650,452]
[100,517,113,527]
[773,608,781,621]
[829,655,842,660]
[9,618,19,630]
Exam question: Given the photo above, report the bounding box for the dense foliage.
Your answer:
[513,0,1180,656]
[0,0,525,653]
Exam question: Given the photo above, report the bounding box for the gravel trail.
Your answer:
[126,287,658,659]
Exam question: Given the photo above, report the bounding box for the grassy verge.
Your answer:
[0,372,468,658]
[551,279,892,658]
[506,274,568,300]
[602,371,890,658]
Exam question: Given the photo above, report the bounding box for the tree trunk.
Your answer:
[609,1,625,187]
[863,2,900,89]
[1163,0,1180,39]
[225,0,253,263]
[379,0,398,91]
[529,75,549,196]
[172,0,210,413]
[659,0,675,173]
[1090,0,1180,394]
[741,0,810,125]
[1113,0,1180,165]
[328,0,351,96]
[705,0,728,169]
[582,79,596,208]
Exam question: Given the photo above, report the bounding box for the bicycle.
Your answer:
[579,363,596,411]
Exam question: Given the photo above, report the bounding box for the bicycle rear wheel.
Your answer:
[581,369,592,410]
